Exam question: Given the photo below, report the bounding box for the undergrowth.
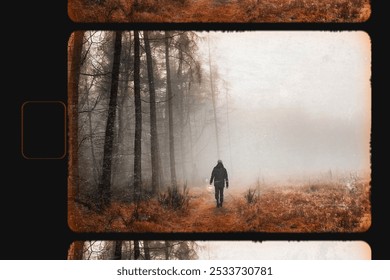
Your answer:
[68,0,370,23]
[158,184,190,210]
[69,179,370,233]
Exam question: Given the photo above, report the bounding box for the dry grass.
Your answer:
[69,179,371,233]
[68,0,370,23]
[235,181,371,232]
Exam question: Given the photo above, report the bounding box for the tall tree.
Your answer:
[143,240,151,260]
[133,31,143,200]
[97,31,123,211]
[112,32,134,190]
[114,241,123,260]
[164,241,170,260]
[224,81,233,175]
[165,31,177,189]
[173,32,202,186]
[176,39,187,183]
[143,31,161,195]
[207,35,220,159]
[76,31,111,201]
[83,78,100,186]
[134,240,141,259]
[68,31,85,204]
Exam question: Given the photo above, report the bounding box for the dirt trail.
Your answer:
[178,185,244,232]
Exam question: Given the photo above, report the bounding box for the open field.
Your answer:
[68,0,371,22]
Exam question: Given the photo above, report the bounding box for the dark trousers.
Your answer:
[214,184,224,204]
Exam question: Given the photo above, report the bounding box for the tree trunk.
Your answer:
[143,31,161,195]
[114,32,132,189]
[114,241,123,260]
[68,31,84,204]
[133,30,142,201]
[177,47,187,184]
[188,112,197,185]
[207,36,220,159]
[186,82,198,186]
[112,41,131,189]
[165,31,177,189]
[98,31,123,211]
[134,240,141,260]
[85,80,99,185]
[224,82,233,175]
[164,241,170,260]
[143,240,151,260]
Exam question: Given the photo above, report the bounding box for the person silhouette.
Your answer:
[209,160,229,208]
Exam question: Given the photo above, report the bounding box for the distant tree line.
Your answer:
[68,240,199,260]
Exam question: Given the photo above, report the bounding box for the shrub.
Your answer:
[158,184,190,210]
[244,188,258,204]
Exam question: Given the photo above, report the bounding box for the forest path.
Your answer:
[181,185,244,232]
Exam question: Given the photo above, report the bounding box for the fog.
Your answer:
[196,241,371,260]
[192,31,371,186]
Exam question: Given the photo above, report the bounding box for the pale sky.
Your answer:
[200,31,370,119]
[194,31,371,183]
[196,241,371,260]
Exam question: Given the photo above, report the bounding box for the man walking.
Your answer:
[210,160,229,208]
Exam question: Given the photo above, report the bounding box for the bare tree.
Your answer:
[176,40,187,183]
[164,240,170,260]
[171,32,201,184]
[224,80,233,175]
[97,31,123,211]
[143,240,151,260]
[165,31,177,189]
[114,241,123,260]
[143,31,161,195]
[134,240,141,259]
[133,30,143,201]
[68,31,85,204]
[83,78,100,185]
[207,35,220,159]
[112,32,133,190]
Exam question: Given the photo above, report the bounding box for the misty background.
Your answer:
[196,240,371,260]
[72,31,371,198]
[194,31,371,186]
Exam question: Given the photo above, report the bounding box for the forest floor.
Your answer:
[68,0,371,23]
[69,180,371,233]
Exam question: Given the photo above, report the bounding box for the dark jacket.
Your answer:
[210,163,229,188]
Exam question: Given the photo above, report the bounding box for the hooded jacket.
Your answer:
[210,162,229,187]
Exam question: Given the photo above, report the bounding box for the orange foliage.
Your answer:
[68,0,370,23]
[235,182,371,232]
[69,180,371,233]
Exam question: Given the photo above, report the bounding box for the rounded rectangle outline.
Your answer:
[21,100,67,160]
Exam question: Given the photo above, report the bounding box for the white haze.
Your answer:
[196,241,371,260]
[192,31,371,187]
